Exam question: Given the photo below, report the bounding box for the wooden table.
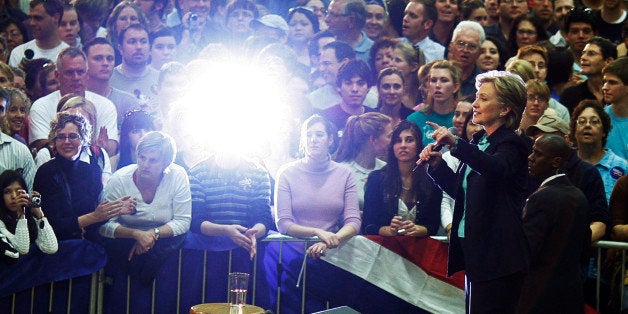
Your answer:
[190,303,265,314]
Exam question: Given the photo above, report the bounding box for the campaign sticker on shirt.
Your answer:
[610,166,625,180]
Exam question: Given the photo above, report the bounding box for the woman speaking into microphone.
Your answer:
[418,71,530,313]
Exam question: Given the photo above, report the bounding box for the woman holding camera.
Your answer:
[0,170,57,264]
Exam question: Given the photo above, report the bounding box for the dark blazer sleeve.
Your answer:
[451,131,528,180]
[363,170,390,235]
[417,180,443,236]
[522,188,556,262]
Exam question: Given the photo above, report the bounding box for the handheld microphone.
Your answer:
[431,127,459,152]
[413,127,459,172]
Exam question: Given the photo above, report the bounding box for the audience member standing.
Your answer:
[307,41,378,110]
[570,100,627,203]
[58,3,82,48]
[591,0,626,45]
[529,0,558,34]
[602,58,628,161]
[408,60,461,147]
[28,47,119,156]
[74,0,109,44]
[110,24,160,103]
[519,134,589,314]
[483,0,528,45]
[561,37,616,114]
[548,0,574,45]
[0,89,35,190]
[428,0,460,47]
[448,21,484,99]
[562,8,596,78]
[401,0,445,63]
[319,59,376,134]
[325,0,374,63]
[84,38,140,130]
[516,45,570,123]
[8,0,69,67]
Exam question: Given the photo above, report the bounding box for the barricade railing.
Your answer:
[594,240,628,312]
[260,233,320,314]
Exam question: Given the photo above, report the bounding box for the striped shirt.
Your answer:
[189,156,274,234]
[0,132,35,190]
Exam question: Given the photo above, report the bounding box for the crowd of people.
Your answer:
[0,0,627,312]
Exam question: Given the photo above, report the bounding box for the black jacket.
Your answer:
[429,125,530,282]
[362,166,442,236]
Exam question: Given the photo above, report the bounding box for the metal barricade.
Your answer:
[594,240,628,312]
[261,233,320,314]
[6,274,100,314]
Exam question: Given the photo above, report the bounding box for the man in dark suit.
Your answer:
[519,134,590,313]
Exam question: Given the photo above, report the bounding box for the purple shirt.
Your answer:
[275,156,361,235]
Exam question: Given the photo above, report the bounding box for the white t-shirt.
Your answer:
[9,40,69,67]
[28,90,120,144]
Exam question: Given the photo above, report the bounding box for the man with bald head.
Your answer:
[520,134,589,313]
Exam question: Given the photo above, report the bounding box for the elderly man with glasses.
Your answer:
[448,20,484,100]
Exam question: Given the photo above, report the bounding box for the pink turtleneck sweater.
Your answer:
[275,155,361,235]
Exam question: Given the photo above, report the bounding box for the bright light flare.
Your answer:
[170,57,293,158]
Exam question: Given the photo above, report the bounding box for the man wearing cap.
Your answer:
[325,0,373,64]
[250,14,289,43]
[526,111,609,244]
[526,111,571,140]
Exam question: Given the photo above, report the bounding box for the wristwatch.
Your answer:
[154,228,160,240]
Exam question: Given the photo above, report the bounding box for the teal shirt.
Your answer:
[407,110,455,148]
[458,134,490,238]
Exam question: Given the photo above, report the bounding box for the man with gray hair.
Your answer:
[325,0,373,63]
[28,47,119,155]
[448,21,485,99]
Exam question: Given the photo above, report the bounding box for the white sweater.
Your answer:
[0,217,58,256]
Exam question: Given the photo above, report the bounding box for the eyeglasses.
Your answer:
[576,117,602,126]
[454,40,479,52]
[55,133,81,142]
[526,95,547,103]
